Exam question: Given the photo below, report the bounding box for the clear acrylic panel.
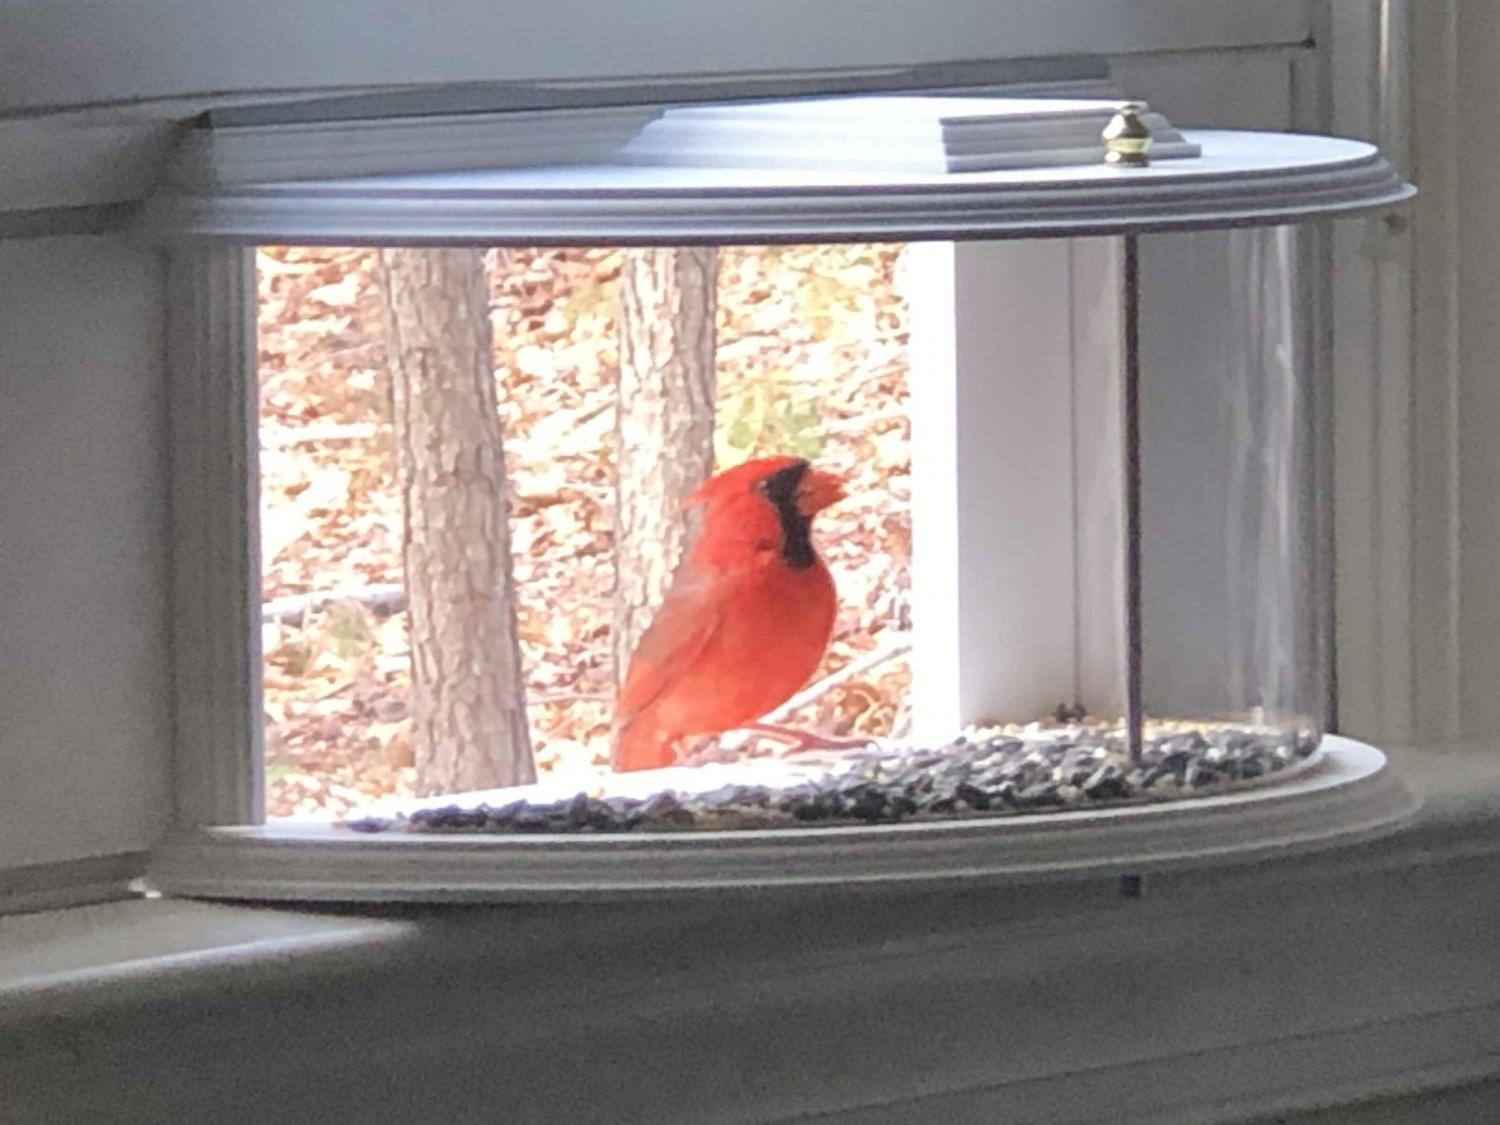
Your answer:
[1136,224,1324,769]
[926,227,1327,804]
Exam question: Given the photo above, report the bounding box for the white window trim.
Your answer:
[1326,0,1463,746]
[165,244,264,828]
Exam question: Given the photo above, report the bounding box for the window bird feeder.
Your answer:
[143,93,1419,900]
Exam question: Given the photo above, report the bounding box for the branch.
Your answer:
[261,584,407,625]
[526,691,615,707]
[263,581,607,625]
[813,406,909,439]
[761,636,913,722]
[262,421,381,448]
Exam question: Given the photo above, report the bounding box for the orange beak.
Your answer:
[796,466,846,516]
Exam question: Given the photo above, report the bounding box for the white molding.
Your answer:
[144,738,1415,903]
[0,854,145,917]
[1327,0,1463,745]
[1328,0,1405,740]
[1408,2,1463,738]
[165,244,263,826]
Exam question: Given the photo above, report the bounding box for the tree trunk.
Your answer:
[613,247,719,686]
[379,247,535,794]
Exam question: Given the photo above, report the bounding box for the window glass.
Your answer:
[256,243,913,819]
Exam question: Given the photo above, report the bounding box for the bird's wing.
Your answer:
[612,559,762,732]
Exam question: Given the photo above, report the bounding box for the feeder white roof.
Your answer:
[143,95,1413,244]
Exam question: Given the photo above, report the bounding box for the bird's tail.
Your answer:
[611,716,676,773]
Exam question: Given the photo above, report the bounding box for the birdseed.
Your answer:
[344,719,1320,835]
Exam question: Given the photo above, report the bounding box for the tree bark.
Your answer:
[613,247,719,687]
[379,247,535,794]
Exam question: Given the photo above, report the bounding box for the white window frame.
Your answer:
[165,244,263,829]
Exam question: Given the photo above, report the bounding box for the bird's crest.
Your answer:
[687,455,807,508]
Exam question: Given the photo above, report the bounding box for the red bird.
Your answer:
[612,455,847,772]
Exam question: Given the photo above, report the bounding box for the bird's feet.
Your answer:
[674,736,744,768]
[673,726,880,768]
[738,722,879,757]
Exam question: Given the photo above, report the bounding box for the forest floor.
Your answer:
[257,243,912,818]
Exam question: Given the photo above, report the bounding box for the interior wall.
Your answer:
[0,234,172,867]
[0,1,1312,115]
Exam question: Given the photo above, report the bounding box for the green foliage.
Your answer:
[555,263,621,328]
[325,600,375,659]
[717,370,824,464]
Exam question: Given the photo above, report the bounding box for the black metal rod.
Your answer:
[1122,235,1144,765]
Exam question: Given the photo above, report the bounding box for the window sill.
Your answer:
[4,741,1498,1123]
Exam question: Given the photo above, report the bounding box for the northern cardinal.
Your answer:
[611,455,850,772]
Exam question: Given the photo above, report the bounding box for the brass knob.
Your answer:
[1103,102,1153,166]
